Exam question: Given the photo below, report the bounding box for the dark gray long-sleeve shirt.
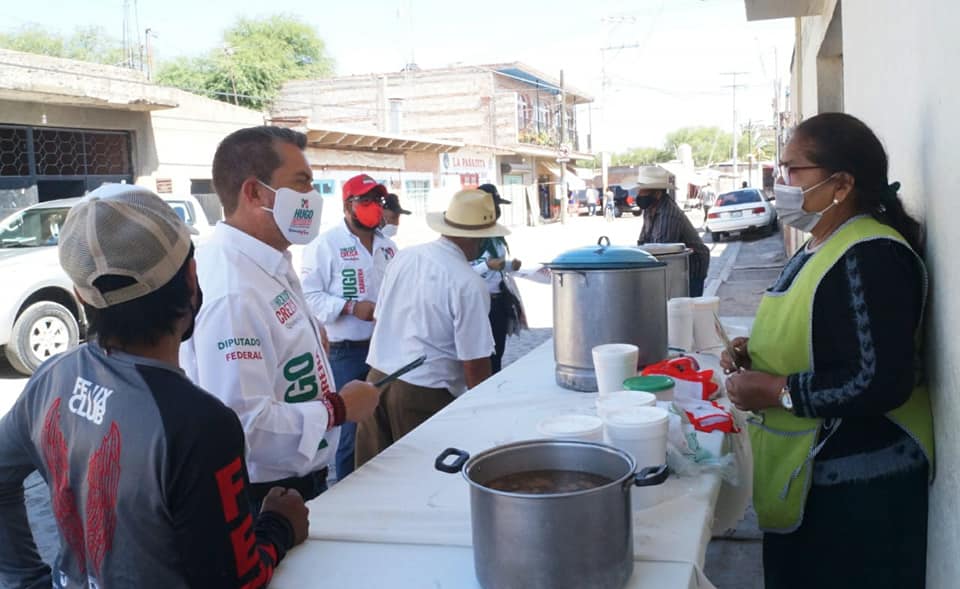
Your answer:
[0,343,294,588]
[638,195,710,280]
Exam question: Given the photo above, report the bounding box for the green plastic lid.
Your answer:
[622,375,675,392]
[548,236,666,271]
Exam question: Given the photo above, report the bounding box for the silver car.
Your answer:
[704,188,778,242]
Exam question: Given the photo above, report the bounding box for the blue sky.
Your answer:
[1,0,794,151]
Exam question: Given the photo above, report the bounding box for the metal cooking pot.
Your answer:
[637,242,692,300]
[547,236,668,391]
[435,440,669,589]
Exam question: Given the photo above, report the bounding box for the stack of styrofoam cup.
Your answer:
[596,390,657,420]
[691,296,721,351]
[604,406,670,509]
[592,343,639,394]
[537,414,604,442]
[667,297,695,351]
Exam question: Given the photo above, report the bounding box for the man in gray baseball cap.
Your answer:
[0,184,308,588]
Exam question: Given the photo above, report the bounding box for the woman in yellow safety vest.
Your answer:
[722,112,933,589]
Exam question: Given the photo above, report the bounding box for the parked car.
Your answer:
[0,192,214,375]
[607,184,642,217]
[704,188,777,242]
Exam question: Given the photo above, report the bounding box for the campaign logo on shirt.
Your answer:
[270,290,299,326]
[383,247,396,260]
[218,337,263,362]
[339,246,360,261]
[341,268,366,298]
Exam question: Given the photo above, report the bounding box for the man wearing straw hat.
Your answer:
[355,189,509,466]
[634,166,710,297]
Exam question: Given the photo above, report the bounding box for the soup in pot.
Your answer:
[483,469,613,494]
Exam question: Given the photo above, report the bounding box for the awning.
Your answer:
[305,147,404,170]
[743,0,825,21]
[306,125,463,154]
[538,161,561,177]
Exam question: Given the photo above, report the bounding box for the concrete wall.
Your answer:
[791,1,960,583]
[148,89,264,194]
[841,3,960,583]
[0,89,262,198]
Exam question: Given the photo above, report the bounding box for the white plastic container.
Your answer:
[604,406,671,509]
[537,414,604,442]
[596,390,657,419]
[667,297,695,351]
[691,296,721,351]
[591,343,639,394]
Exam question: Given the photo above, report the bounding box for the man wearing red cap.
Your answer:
[300,174,398,480]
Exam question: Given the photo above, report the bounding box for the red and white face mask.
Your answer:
[351,199,384,229]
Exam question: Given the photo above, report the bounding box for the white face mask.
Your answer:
[773,173,839,232]
[259,181,323,245]
[380,223,398,238]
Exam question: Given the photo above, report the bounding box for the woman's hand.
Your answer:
[719,336,751,373]
[725,370,786,412]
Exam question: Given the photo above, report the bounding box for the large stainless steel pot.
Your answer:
[548,237,668,391]
[435,440,669,589]
[638,242,692,300]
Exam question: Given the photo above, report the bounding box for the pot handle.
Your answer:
[435,447,470,473]
[632,464,669,487]
[597,235,611,247]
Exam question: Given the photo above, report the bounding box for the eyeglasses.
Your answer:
[776,164,823,185]
[348,194,384,205]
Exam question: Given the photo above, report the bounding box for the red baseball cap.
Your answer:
[342,174,388,201]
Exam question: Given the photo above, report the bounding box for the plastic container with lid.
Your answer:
[604,406,670,467]
[596,390,657,419]
[622,375,676,402]
[537,414,604,442]
[603,406,670,509]
[667,297,695,351]
[691,296,721,351]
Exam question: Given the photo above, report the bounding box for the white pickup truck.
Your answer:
[0,193,215,375]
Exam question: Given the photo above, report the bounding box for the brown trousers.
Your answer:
[355,368,455,468]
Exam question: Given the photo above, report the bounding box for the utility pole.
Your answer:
[721,71,748,184]
[559,69,568,225]
[598,15,640,205]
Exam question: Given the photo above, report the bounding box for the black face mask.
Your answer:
[636,194,657,209]
[180,285,203,342]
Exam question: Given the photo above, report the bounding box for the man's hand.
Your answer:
[510,259,522,271]
[486,258,506,271]
[261,487,309,545]
[719,336,751,373]
[340,380,381,422]
[352,301,376,321]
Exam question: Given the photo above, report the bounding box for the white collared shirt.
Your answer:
[180,222,339,483]
[367,237,494,396]
[300,219,398,342]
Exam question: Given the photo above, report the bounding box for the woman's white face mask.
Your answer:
[773,173,839,232]
[380,223,398,238]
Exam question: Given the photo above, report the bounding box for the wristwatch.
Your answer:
[778,384,794,412]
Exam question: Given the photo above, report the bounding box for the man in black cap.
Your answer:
[472,184,525,373]
[381,193,411,239]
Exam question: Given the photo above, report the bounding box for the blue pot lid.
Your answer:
[548,236,666,270]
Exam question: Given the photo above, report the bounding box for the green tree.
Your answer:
[156,14,335,110]
[611,146,673,166]
[0,24,123,65]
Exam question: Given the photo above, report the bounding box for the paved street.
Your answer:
[0,208,786,586]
